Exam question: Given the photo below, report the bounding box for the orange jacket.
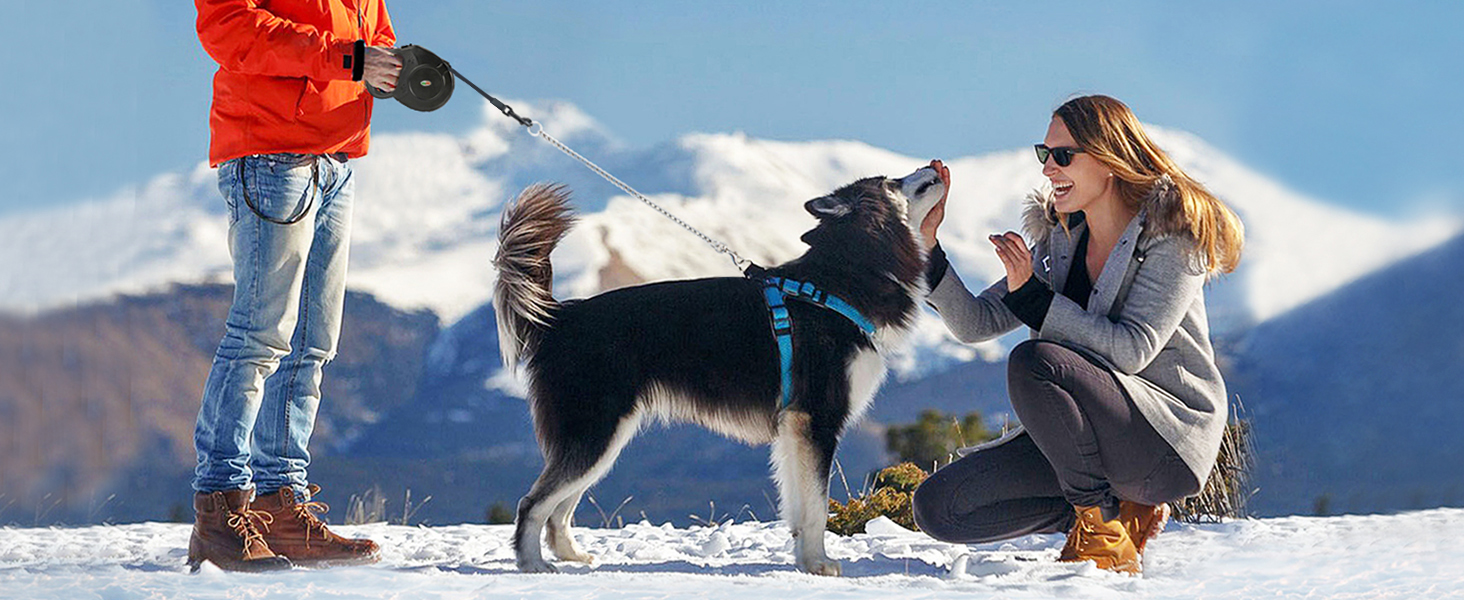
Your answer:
[197,0,396,166]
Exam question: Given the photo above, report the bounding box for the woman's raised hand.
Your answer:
[989,231,1033,292]
[919,159,951,251]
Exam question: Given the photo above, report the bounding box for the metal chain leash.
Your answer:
[531,128,748,270]
[448,65,749,271]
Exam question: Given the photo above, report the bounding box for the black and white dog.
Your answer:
[493,164,948,575]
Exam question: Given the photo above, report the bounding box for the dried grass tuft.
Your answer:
[1173,399,1256,523]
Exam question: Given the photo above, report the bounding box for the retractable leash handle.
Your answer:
[366,45,455,112]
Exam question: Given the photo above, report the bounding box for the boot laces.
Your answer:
[1069,509,1122,553]
[225,508,275,552]
[1074,518,1106,551]
[292,500,332,547]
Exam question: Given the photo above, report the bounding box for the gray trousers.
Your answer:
[911,340,1200,544]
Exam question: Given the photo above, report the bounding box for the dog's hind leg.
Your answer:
[770,410,843,576]
[545,490,594,564]
[514,462,577,573]
[515,412,642,572]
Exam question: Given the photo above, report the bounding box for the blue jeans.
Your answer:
[193,153,354,500]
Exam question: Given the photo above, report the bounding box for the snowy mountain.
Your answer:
[3,509,1462,599]
[1,99,1455,376]
[1225,231,1464,516]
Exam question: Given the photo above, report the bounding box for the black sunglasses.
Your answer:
[1034,144,1085,167]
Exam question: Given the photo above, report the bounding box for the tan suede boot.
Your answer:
[1057,505,1141,574]
[1119,501,1170,555]
[187,490,292,573]
[252,484,380,567]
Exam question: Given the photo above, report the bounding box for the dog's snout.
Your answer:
[900,168,940,193]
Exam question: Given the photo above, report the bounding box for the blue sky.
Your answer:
[1,1,1459,218]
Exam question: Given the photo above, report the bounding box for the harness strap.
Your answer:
[762,284,796,408]
[763,276,877,336]
[755,274,876,409]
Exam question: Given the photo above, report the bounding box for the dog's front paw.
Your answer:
[516,557,559,574]
[799,558,843,577]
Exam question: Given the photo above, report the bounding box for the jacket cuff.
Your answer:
[1000,276,1054,331]
[350,40,366,81]
[926,243,950,289]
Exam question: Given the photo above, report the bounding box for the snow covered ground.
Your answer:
[3,508,1461,599]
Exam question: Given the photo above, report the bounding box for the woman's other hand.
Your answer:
[990,231,1033,292]
[919,159,951,251]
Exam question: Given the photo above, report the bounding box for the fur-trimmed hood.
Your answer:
[1021,174,1189,243]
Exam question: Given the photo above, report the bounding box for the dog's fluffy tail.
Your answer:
[493,183,577,367]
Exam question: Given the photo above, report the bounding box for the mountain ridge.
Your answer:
[3,100,1454,338]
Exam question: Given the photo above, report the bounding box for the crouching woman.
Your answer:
[911,95,1244,574]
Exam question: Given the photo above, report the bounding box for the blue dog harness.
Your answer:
[755,274,877,410]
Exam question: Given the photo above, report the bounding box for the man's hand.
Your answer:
[919,159,951,251]
[990,231,1034,292]
[363,46,402,92]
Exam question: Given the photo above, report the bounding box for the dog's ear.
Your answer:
[805,195,852,219]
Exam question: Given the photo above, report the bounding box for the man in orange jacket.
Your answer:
[189,0,402,572]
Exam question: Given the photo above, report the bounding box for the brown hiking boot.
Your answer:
[1119,501,1170,555]
[252,484,380,567]
[187,490,292,573]
[1057,505,1141,574]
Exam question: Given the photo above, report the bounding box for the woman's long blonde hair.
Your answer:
[1055,95,1244,276]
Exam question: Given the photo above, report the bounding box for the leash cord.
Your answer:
[447,66,533,129]
[532,128,749,270]
[447,64,749,271]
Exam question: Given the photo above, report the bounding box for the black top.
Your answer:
[926,228,1093,332]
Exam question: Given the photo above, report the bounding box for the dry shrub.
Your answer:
[1173,406,1256,523]
[827,462,929,535]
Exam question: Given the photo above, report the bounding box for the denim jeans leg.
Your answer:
[193,154,321,494]
[251,157,354,499]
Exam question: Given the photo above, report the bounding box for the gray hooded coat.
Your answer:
[926,176,1228,484]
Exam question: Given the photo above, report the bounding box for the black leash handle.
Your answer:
[446,64,533,129]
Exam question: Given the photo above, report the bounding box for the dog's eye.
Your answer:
[915,181,936,195]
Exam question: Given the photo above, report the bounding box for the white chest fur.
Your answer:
[843,348,887,430]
